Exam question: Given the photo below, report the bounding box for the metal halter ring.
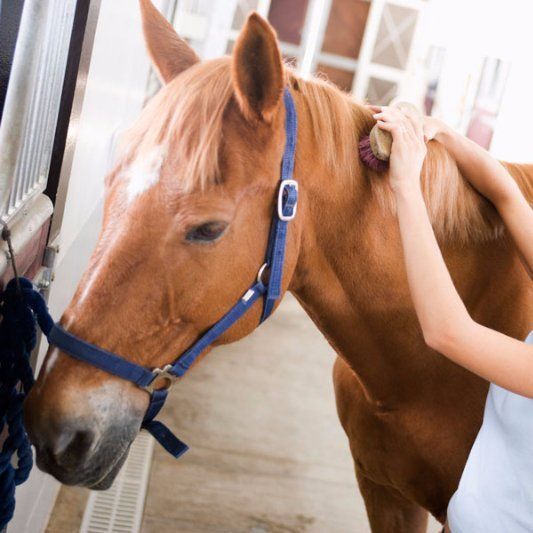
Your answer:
[257,263,268,284]
[144,364,179,394]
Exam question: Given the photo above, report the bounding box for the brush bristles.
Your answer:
[358,136,389,172]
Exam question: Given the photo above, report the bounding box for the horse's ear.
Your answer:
[139,0,200,84]
[232,13,284,122]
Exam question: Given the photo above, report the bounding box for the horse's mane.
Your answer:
[292,72,509,243]
[124,56,531,244]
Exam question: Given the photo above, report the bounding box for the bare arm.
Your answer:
[372,107,533,397]
[428,119,533,276]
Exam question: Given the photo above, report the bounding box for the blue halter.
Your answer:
[44,88,298,459]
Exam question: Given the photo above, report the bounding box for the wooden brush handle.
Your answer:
[369,102,421,162]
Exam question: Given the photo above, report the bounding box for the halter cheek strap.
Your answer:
[261,89,298,322]
[45,88,299,459]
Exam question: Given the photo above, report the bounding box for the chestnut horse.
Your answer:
[25,2,532,531]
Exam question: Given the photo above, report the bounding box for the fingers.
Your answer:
[373,106,405,124]
[399,106,424,142]
[374,107,415,137]
[371,105,427,182]
[375,106,428,154]
[376,119,409,145]
[377,120,427,163]
[375,107,411,136]
[376,120,404,133]
[372,105,425,143]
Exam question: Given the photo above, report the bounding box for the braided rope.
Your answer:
[0,222,49,530]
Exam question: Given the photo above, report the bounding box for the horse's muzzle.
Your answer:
[23,372,145,489]
[28,413,139,488]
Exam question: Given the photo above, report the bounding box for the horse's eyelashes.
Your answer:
[185,221,228,244]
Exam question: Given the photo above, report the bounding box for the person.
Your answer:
[368,104,533,532]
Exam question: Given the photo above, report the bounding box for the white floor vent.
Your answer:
[79,432,154,533]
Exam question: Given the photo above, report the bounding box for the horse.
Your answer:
[24,2,532,531]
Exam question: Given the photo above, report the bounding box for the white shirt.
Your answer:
[447,332,533,532]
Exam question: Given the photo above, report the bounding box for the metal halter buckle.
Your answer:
[277,179,298,221]
[144,364,178,394]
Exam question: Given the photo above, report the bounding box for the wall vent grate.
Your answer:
[79,432,154,533]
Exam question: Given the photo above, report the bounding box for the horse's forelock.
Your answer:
[120,57,234,193]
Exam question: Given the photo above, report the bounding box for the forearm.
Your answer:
[444,322,533,398]
[394,184,470,342]
[435,125,533,273]
[497,193,533,276]
[395,184,533,396]
[434,125,517,202]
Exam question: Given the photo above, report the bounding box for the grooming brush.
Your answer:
[359,101,421,172]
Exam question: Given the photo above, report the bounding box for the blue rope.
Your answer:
[0,277,49,530]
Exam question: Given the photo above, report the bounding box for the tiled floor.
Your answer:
[46,295,440,532]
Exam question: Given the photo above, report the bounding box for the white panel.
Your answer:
[80,434,155,533]
[192,0,239,59]
[54,0,156,261]
[256,0,272,17]
[299,0,332,77]
[174,12,209,41]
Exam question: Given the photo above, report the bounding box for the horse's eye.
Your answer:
[185,221,228,243]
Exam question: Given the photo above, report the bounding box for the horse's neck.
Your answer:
[290,148,530,405]
[290,149,416,403]
[288,93,532,403]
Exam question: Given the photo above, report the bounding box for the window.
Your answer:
[148,0,425,100]
[466,57,510,149]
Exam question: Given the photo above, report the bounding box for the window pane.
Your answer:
[284,55,299,68]
[317,64,354,92]
[372,3,417,69]
[466,57,510,149]
[268,0,309,45]
[423,46,446,115]
[366,77,397,105]
[322,0,370,59]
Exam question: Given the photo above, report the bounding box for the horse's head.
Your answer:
[25,1,302,489]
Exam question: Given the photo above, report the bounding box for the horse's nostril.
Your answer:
[48,427,97,467]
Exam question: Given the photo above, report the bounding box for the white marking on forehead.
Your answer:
[125,145,167,202]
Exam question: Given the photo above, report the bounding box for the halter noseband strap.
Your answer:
[45,88,299,458]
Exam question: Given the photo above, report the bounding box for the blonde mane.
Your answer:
[123,56,515,244]
[293,73,506,243]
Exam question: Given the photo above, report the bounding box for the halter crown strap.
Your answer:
[45,88,298,458]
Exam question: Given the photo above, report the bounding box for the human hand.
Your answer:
[369,105,427,193]
[368,106,446,143]
[422,116,447,142]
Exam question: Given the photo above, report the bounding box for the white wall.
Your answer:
[55,3,154,259]
[10,1,162,531]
